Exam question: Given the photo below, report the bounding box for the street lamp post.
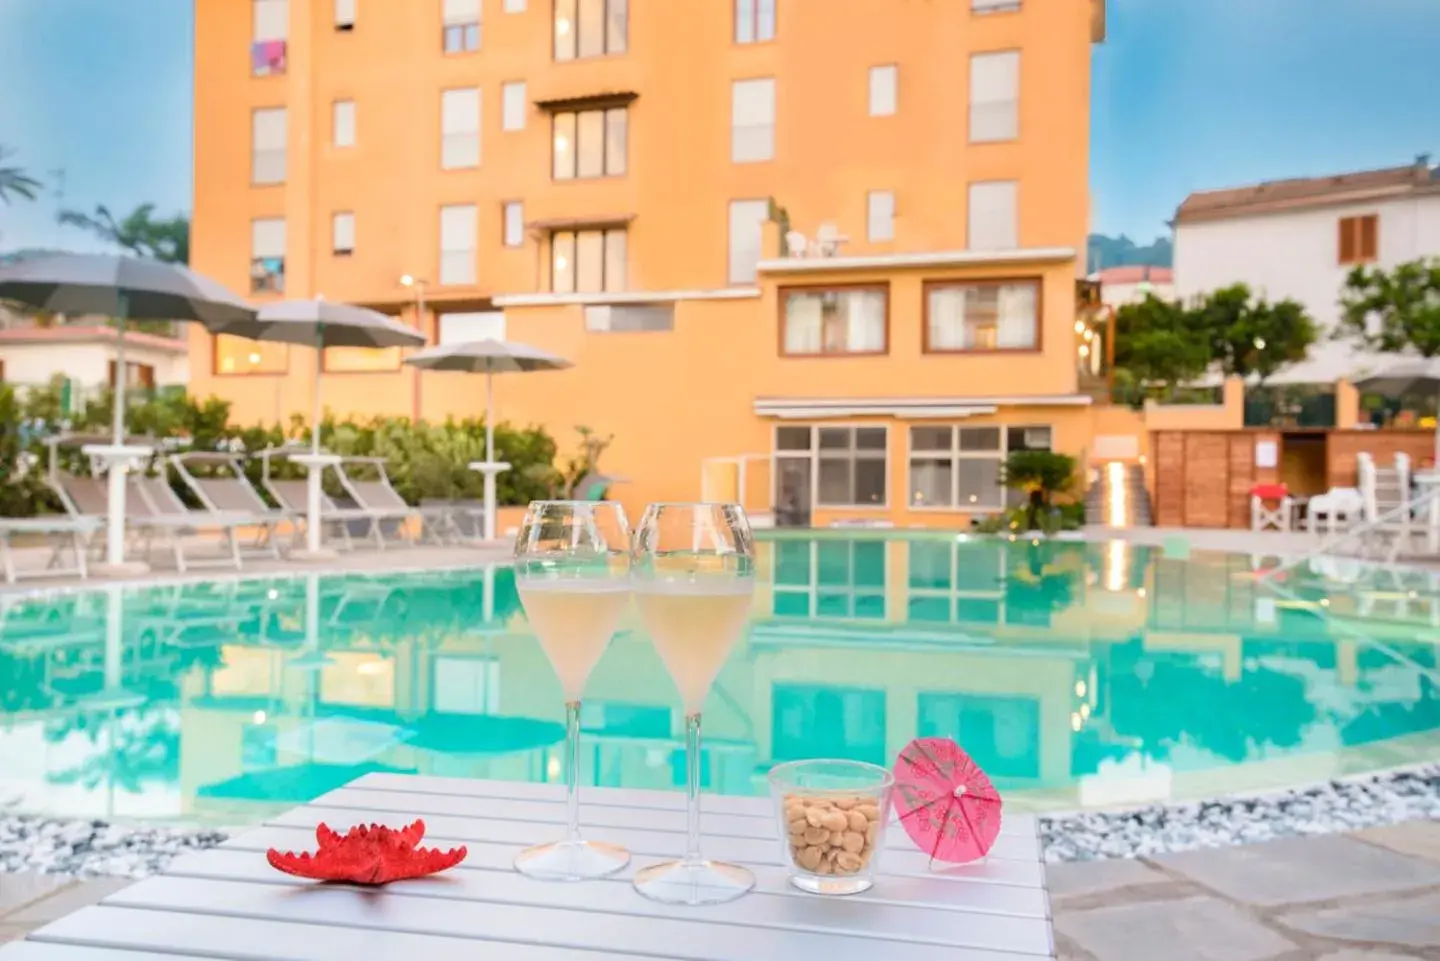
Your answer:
[401,274,429,421]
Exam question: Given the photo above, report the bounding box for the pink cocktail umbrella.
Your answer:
[893,737,1003,865]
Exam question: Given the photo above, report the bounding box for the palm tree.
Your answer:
[0,146,41,204]
[58,202,190,264]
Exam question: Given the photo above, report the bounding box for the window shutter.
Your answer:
[251,218,287,258]
[443,0,480,23]
[1338,218,1355,264]
[253,108,287,150]
[1360,215,1378,260]
[253,0,289,40]
[332,212,355,252]
[968,181,1018,249]
[334,0,356,26]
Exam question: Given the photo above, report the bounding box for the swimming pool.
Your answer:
[1,533,1437,826]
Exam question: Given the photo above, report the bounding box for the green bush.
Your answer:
[0,378,561,516]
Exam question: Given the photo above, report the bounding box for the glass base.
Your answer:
[513,839,630,881]
[633,858,756,905]
[788,872,874,896]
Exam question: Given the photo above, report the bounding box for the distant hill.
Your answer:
[1087,234,1173,274]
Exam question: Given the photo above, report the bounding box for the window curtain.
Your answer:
[847,292,885,351]
[996,284,1036,348]
[928,288,966,349]
[786,295,823,353]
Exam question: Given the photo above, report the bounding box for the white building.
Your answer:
[1091,265,1175,311]
[1173,158,1440,385]
[0,325,189,396]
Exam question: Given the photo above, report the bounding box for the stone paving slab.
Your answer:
[1278,890,1440,950]
[1354,820,1440,864]
[1155,834,1440,907]
[1046,857,1174,900]
[1314,952,1423,961]
[1055,895,1298,961]
[0,875,72,916]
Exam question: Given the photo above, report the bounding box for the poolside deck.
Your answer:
[3,819,1436,959]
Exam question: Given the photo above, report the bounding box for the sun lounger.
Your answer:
[50,471,229,572]
[335,456,453,546]
[258,448,383,553]
[131,474,248,572]
[171,451,294,558]
[0,515,99,584]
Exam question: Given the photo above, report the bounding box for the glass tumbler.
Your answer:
[768,759,895,896]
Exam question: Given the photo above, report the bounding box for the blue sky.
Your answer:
[0,0,1436,250]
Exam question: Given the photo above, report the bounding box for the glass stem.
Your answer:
[565,699,582,844]
[684,711,703,863]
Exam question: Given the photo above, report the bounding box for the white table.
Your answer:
[0,773,1056,960]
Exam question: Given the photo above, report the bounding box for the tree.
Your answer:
[0,145,41,204]
[1337,259,1440,357]
[1193,283,1317,383]
[1003,450,1077,531]
[1112,294,1212,392]
[58,202,190,264]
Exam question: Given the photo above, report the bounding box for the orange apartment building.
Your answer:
[191,0,1113,527]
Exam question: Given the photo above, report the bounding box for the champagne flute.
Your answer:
[631,502,757,905]
[513,500,632,881]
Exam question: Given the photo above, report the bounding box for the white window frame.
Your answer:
[967,180,1018,250]
[331,211,355,255]
[439,204,478,285]
[251,107,287,185]
[734,0,776,44]
[731,78,776,164]
[250,217,286,294]
[501,81,527,131]
[332,99,356,148]
[441,87,481,169]
[504,0,527,10]
[442,0,481,52]
[972,0,1021,12]
[770,424,890,511]
[905,424,1052,511]
[770,538,889,622]
[727,198,769,285]
[969,50,1019,143]
[554,0,628,61]
[253,0,288,40]
[868,65,897,117]
[502,202,525,248]
[334,0,356,29]
[867,190,895,243]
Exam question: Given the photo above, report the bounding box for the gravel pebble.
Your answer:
[2,765,1437,877]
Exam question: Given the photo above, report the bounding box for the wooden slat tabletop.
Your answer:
[2,774,1055,960]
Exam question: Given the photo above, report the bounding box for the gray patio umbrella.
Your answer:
[0,253,254,572]
[404,339,573,539]
[207,299,426,557]
[211,299,427,454]
[1353,356,1440,465]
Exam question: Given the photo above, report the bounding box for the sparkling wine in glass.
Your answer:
[631,502,757,905]
[513,500,632,881]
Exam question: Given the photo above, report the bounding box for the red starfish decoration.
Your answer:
[267,819,467,885]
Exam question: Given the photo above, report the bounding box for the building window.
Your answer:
[732,78,775,163]
[551,228,627,293]
[502,82,527,131]
[504,0,527,10]
[925,279,1040,352]
[439,204,477,285]
[252,0,288,75]
[552,107,627,179]
[818,427,888,507]
[216,336,287,376]
[585,304,674,332]
[333,100,356,147]
[1339,214,1378,265]
[781,286,887,356]
[332,212,355,255]
[441,88,481,169]
[554,0,627,61]
[970,50,1019,142]
[867,191,895,242]
[439,311,506,344]
[502,202,525,248]
[968,180,1018,250]
[972,0,1020,11]
[728,199,769,285]
[868,65,897,117]
[909,424,1050,509]
[735,0,776,43]
[250,217,286,293]
[251,107,287,185]
[108,361,156,391]
[335,0,356,29]
[442,0,480,52]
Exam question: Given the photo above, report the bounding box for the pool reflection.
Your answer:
[1,535,1437,822]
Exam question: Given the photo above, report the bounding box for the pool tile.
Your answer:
[1155,835,1440,907]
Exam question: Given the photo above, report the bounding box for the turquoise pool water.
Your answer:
[1,534,1437,824]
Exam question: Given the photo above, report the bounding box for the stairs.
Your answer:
[1085,461,1151,528]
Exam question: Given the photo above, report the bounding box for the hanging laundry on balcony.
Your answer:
[251,39,287,76]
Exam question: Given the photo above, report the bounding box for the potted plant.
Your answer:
[1001,450,1078,533]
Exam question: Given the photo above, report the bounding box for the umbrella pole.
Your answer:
[112,300,127,446]
[306,338,325,555]
[484,369,497,541]
[100,294,138,570]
